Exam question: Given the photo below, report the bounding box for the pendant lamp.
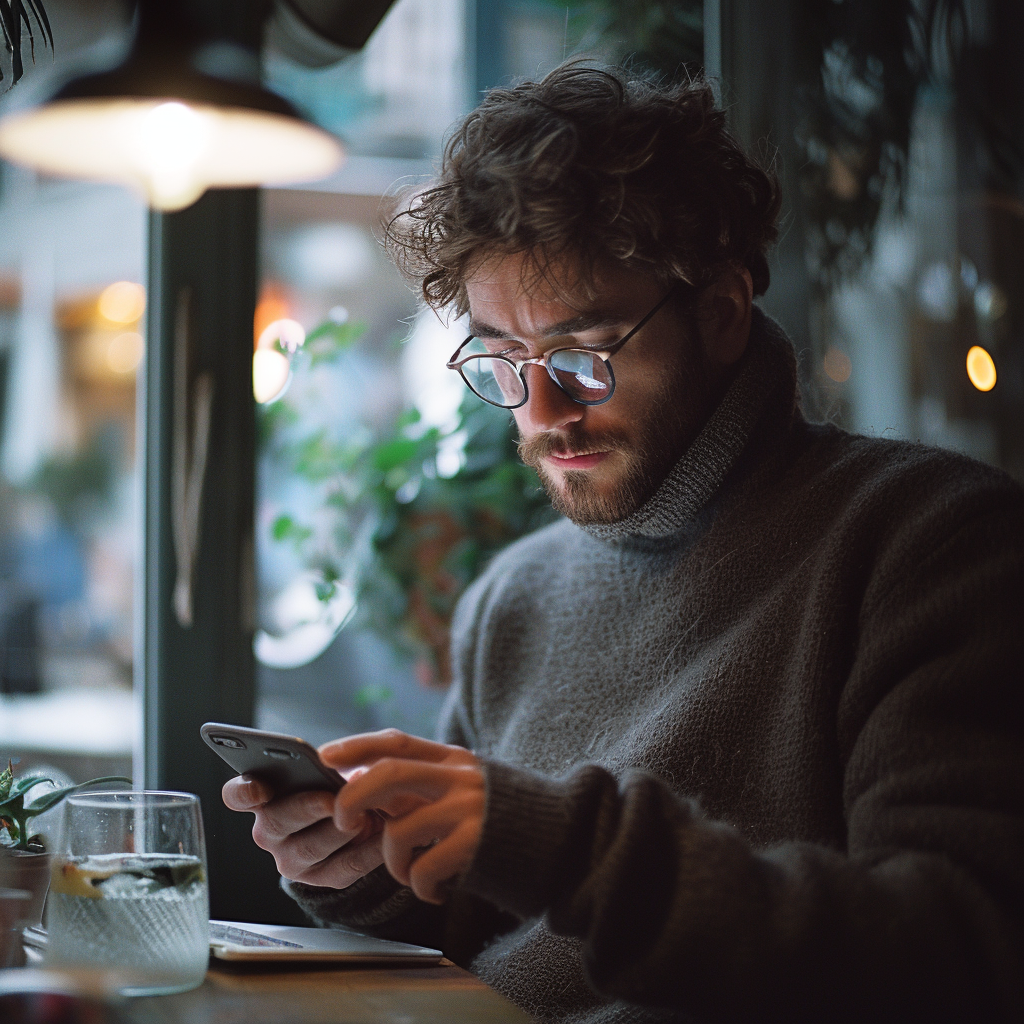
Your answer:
[0,1,343,211]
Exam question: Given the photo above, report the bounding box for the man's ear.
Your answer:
[699,266,753,369]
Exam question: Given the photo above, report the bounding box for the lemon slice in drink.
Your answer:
[50,861,117,898]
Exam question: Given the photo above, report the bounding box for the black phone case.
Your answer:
[201,722,343,797]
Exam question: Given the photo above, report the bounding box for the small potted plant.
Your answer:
[0,759,130,930]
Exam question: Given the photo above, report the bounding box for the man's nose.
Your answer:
[516,362,585,433]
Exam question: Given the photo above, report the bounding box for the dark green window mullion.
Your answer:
[141,192,302,923]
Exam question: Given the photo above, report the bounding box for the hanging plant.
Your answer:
[0,0,53,89]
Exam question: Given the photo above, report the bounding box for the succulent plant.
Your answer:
[0,759,130,852]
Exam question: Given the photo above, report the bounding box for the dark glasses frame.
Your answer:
[446,286,679,409]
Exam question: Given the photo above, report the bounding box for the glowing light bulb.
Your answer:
[133,102,214,211]
[253,349,292,404]
[99,281,146,323]
[966,346,996,392]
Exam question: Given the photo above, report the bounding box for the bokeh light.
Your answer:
[253,349,292,404]
[973,282,1008,322]
[257,318,305,354]
[966,346,996,392]
[823,347,852,383]
[254,283,290,348]
[106,331,144,375]
[98,281,146,324]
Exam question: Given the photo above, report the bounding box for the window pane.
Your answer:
[254,0,573,747]
[257,0,472,745]
[763,4,1024,484]
[255,188,451,744]
[0,170,143,801]
[256,0,471,745]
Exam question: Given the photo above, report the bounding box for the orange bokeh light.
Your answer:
[254,282,290,350]
[823,347,852,383]
[966,345,996,392]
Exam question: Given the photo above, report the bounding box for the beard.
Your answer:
[518,423,660,524]
[517,343,714,526]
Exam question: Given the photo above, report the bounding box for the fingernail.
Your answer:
[241,779,264,806]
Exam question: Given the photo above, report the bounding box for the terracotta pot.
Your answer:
[0,849,51,929]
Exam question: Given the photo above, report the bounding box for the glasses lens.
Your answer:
[548,350,613,402]
[462,356,525,407]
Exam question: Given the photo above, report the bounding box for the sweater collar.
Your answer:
[581,306,799,542]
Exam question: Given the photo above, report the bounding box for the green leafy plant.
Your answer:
[547,0,1015,290]
[0,759,130,852]
[261,317,557,687]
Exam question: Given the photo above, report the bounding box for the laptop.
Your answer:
[24,922,444,965]
[208,920,444,964]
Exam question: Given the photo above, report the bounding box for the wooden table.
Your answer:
[6,958,533,1023]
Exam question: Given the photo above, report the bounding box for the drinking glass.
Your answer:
[45,791,209,996]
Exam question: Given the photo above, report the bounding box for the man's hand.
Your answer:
[221,774,385,888]
[320,729,485,906]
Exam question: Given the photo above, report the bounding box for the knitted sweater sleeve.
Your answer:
[457,494,1024,1023]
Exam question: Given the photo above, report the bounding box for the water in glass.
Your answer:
[46,792,209,995]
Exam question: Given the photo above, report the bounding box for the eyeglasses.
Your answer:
[446,287,678,410]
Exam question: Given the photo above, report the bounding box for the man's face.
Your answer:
[463,253,720,525]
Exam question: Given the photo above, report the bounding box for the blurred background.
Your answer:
[0,0,1020,796]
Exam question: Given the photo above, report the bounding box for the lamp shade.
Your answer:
[0,24,344,210]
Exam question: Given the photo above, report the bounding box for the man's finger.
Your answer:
[406,819,481,905]
[270,814,382,879]
[334,760,475,829]
[381,789,483,886]
[250,788,339,841]
[320,729,457,770]
[264,815,354,874]
[288,832,386,889]
[222,774,271,811]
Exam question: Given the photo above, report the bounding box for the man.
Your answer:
[225,64,1023,1022]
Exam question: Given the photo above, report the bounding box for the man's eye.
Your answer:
[552,333,615,353]
[483,341,526,358]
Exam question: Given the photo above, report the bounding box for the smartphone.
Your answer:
[200,722,343,797]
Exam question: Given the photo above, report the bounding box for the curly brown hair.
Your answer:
[383,61,782,315]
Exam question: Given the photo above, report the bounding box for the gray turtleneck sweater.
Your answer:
[286,309,1024,1024]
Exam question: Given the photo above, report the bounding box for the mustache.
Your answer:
[517,426,627,466]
